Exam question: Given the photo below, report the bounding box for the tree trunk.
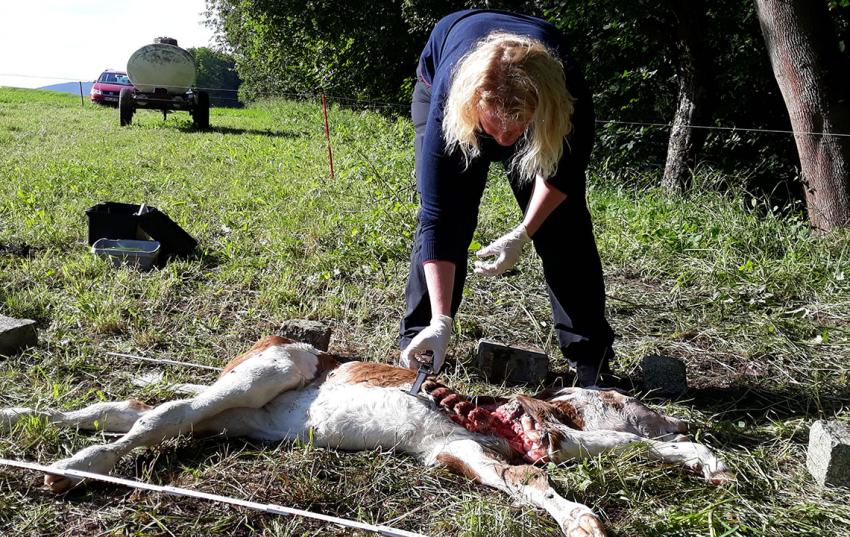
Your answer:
[662,0,710,196]
[755,0,850,231]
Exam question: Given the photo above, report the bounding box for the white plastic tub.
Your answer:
[91,239,160,269]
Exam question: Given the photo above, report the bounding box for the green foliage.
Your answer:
[829,0,850,58]
[455,1,661,178]
[204,0,818,201]
[401,0,469,35]
[541,0,798,193]
[206,0,422,104]
[187,47,242,107]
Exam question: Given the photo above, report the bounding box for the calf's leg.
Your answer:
[432,439,606,537]
[554,428,732,483]
[45,347,320,492]
[1,400,151,433]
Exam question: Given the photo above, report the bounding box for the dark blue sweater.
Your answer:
[415,9,594,263]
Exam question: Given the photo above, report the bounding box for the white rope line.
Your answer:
[0,458,426,537]
[105,352,223,371]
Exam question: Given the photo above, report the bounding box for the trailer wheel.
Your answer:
[192,91,210,129]
[119,88,134,126]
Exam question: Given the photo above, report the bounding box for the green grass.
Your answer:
[1,86,849,536]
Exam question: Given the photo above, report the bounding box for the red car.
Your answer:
[90,70,134,105]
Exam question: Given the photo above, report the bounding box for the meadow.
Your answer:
[1,86,849,536]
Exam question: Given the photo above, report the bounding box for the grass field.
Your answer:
[1,86,849,536]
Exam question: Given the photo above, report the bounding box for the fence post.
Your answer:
[79,81,84,107]
[321,93,335,179]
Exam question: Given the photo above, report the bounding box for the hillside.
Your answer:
[0,87,849,536]
[39,81,94,95]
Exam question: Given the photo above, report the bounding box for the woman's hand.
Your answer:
[400,314,453,373]
[473,224,530,276]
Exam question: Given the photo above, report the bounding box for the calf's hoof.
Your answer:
[44,472,79,493]
[708,470,736,486]
[564,510,606,537]
[43,446,118,493]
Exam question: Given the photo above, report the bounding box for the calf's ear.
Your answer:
[533,386,569,401]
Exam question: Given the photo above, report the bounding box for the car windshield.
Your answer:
[98,73,131,85]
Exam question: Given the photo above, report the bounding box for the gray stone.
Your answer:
[807,420,850,488]
[475,339,549,385]
[0,315,37,356]
[277,319,331,351]
[640,355,688,396]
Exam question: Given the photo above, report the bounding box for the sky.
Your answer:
[0,0,215,89]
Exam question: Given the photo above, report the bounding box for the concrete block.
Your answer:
[0,315,37,356]
[807,420,850,488]
[640,355,687,396]
[475,339,548,385]
[277,319,331,351]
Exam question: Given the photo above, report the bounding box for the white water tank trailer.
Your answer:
[119,37,210,128]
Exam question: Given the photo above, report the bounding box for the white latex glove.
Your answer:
[473,224,530,276]
[400,314,453,373]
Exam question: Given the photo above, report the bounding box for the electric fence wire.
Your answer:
[3,71,850,138]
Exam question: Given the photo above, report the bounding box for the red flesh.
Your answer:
[447,402,550,463]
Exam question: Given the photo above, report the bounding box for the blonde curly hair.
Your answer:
[443,32,575,185]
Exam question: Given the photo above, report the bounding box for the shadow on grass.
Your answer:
[686,383,850,426]
[0,242,32,257]
[155,249,227,271]
[177,125,304,138]
[520,354,848,448]
[188,249,229,270]
[542,354,850,426]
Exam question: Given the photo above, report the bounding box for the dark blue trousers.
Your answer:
[400,81,615,378]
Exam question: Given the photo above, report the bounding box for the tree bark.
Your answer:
[662,0,711,196]
[755,0,850,231]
